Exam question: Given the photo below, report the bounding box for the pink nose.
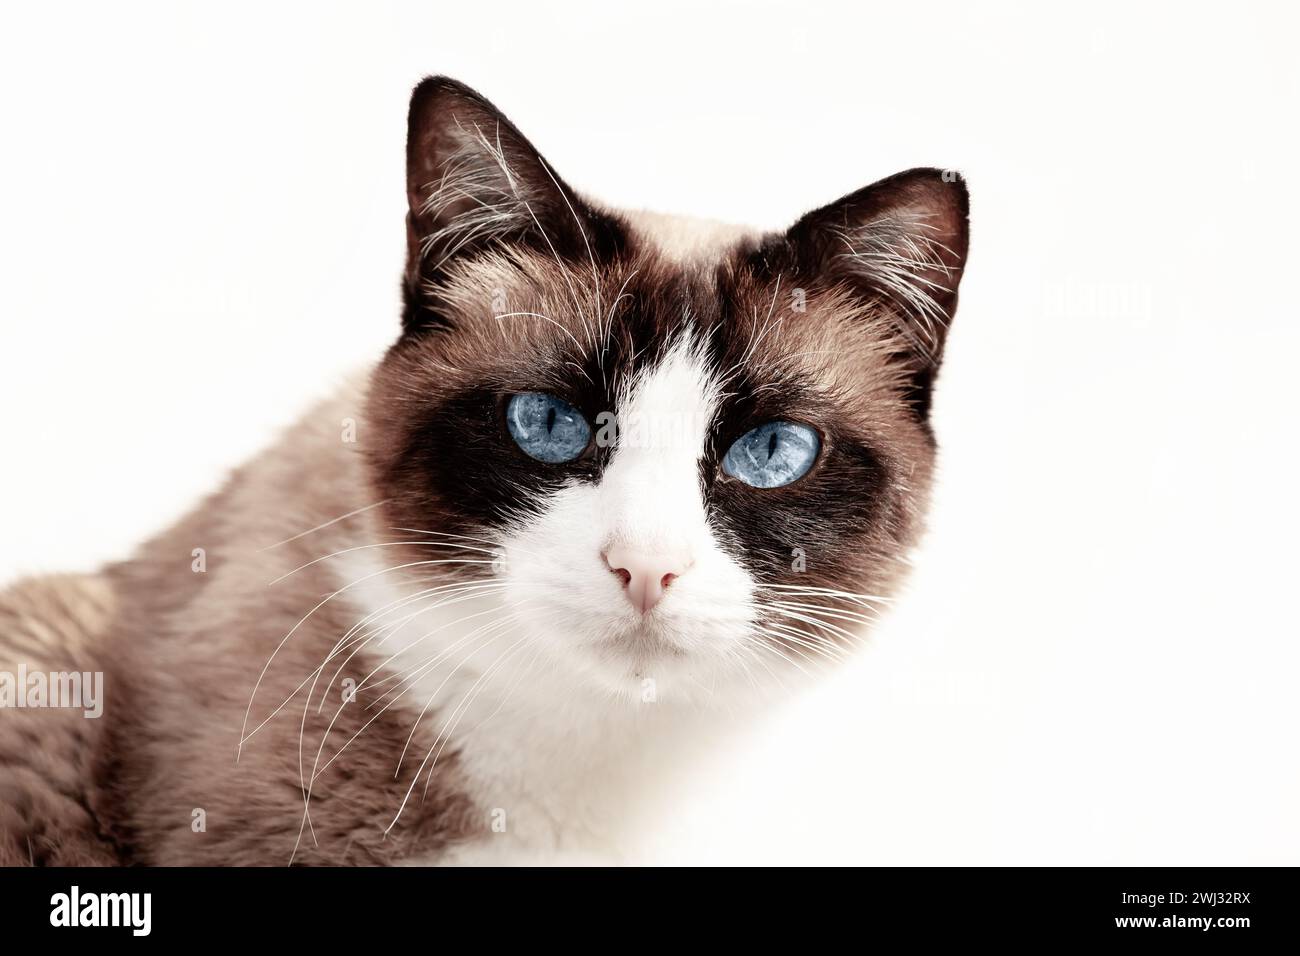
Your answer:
[604,545,689,614]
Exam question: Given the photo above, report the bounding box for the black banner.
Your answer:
[0,866,1293,943]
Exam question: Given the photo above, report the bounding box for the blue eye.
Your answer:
[506,392,592,463]
[722,421,820,488]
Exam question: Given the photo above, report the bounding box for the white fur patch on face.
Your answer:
[500,334,757,701]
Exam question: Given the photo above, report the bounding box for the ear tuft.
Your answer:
[788,168,968,356]
[406,78,532,274]
[401,77,621,331]
[778,168,970,416]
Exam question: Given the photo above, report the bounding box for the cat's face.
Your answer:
[365,78,968,703]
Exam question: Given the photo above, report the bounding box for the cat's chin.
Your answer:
[545,617,747,707]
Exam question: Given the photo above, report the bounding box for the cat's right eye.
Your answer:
[505,392,592,463]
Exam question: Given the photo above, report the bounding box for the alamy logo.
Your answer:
[0,665,103,718]
[593,409,711,450]
[49,886,151,936]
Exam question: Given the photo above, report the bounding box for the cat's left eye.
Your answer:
[506,392,592,463]
[722,421,820,488]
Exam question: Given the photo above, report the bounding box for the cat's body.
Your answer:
[0,78,968,865]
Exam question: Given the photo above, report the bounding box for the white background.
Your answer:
[2,1,1297,864]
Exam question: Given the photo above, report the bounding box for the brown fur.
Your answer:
[3,388,479,865]
[0,574,119,865]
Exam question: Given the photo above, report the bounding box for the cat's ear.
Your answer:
[403,77,616,329]
[781,169,969,414]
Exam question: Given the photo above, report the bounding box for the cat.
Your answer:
[0,76,969,865]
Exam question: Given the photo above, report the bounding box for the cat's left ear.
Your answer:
[778,169,970,412]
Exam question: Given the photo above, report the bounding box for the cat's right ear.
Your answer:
[402,77,618,332]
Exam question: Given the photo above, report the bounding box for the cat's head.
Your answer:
[366,77,968,704]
